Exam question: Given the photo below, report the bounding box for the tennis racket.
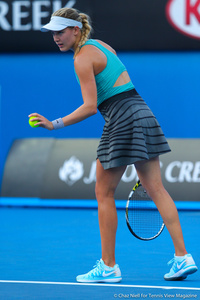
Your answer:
[125,180,165,241]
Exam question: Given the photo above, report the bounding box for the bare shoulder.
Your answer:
[74,48,92,67]
[74,39,117,74]
[74,49,94,77]
[74,40,104,67]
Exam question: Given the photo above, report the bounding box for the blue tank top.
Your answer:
[75,39,134,107]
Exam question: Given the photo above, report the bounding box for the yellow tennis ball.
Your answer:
[29,116,40,128]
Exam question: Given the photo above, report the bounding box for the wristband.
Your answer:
[52,118,64,130]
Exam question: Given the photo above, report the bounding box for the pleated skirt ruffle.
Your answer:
[97,89,171,170]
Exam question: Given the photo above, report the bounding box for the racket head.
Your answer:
[125,181,165,241]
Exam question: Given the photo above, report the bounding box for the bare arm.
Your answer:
[62,54,97,126]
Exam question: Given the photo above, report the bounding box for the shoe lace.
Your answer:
[88,260,104,277]
[167,257,178,272]
[167,258,175,266]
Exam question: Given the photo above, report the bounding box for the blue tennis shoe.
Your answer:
[164,254,197,281]
[76,259,122,283]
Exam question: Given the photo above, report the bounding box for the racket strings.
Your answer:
[127,185,164,240]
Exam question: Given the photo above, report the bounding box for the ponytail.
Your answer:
[74,13,92,57]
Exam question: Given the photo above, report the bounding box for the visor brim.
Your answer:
[41,24,67,32]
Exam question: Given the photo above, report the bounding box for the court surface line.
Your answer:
[0,280,199,291]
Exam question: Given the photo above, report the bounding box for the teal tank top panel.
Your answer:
[75,39,134,107]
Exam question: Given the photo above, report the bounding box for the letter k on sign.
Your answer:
[166,0,200,39]
[186,0,200,24]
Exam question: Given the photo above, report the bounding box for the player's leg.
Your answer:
[134,156,197,280]
[95,159,126,267]
[134,156,186,256]
[76,159,126,283]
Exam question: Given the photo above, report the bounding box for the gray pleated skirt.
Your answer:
[97,89,171,170]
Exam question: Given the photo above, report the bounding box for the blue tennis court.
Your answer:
[0,204,199,299]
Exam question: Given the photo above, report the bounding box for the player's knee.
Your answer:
[95,182,115,202]
[142,180,165,200]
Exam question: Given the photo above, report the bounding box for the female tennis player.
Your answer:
[29,7,197,282]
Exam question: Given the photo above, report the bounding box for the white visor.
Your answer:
[41,16,83,32]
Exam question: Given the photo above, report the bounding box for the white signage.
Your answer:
[0,0,76,31]
[59,156,200,186]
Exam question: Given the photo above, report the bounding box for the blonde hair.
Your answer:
[52,8,92,57]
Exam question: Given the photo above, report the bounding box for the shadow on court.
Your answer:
[0,206,199,299]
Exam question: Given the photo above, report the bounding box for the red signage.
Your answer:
[166,0,200,39]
